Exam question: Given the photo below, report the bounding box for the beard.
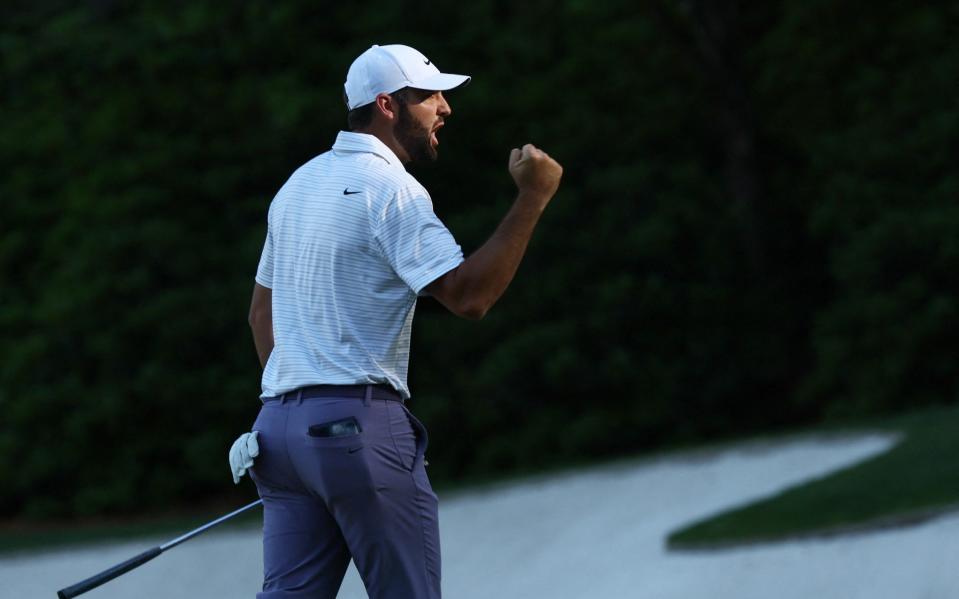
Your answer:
[395,102,438,164]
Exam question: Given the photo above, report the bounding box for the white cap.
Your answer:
[344,44,471,110]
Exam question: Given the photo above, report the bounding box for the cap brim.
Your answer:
[410,72,471,92]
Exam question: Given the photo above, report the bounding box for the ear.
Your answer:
[373,93,399,123]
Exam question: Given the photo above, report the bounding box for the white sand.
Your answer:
[5,432,956,599]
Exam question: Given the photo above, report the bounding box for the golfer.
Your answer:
[229,43,562,599]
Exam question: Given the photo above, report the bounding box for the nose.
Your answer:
[437,92,451,117]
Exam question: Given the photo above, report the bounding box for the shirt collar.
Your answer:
[332,131,405,170]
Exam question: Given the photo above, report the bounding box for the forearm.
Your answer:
[427,143,562,319]
[443,192,548,317]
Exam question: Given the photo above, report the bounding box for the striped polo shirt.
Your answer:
[255,131,464,399]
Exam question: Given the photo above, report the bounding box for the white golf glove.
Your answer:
[229,431,259,484]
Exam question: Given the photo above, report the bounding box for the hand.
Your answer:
[508,143,563,204]
[229,431,259,484]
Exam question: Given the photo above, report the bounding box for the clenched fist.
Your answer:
[509,144,563,206]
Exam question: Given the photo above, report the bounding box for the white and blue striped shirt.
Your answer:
[255,131,464,399]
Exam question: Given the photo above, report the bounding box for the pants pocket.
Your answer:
[386,402,418,472]
[399,403,430,470]
[403,404,429,457]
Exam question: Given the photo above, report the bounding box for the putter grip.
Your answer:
[56,546,162,598]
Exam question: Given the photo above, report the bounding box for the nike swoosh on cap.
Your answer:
[343,188,361,195]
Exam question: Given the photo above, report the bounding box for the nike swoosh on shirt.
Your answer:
[424,59,431,65]
[343,188,361,195]
[348,447,363,454]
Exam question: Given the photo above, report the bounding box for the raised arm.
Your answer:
[425,143,562,319]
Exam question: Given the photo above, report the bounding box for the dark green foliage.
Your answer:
[1,1,956,519]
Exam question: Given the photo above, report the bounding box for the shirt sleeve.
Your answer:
[254,213,274,289]
[373,185,465,294]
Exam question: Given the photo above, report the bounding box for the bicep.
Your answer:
[424,268,457,307]
[249,283,274,367]
[423,265,485,320]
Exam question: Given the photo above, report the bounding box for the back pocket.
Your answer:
[308,416,362,438]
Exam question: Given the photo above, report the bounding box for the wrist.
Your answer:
[515,189,550,212]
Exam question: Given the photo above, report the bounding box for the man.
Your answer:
[230,44,562,599]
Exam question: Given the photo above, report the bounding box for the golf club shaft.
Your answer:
[56,499,263,599]
[162,499,263,551]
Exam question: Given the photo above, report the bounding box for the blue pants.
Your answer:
[249,385,440,599]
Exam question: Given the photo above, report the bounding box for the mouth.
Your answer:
[430,121,444,148]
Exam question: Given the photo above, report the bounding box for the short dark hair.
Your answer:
[344,88,413,131]
[346,102,374,131]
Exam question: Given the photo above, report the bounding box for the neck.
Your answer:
[354,125,410,164]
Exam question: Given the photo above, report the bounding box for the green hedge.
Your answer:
[1,1,956,519]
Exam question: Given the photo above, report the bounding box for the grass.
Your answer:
[667,403,959,549]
